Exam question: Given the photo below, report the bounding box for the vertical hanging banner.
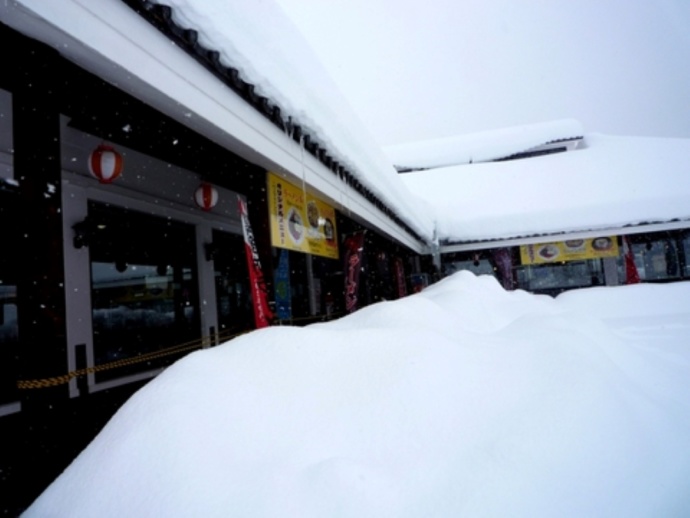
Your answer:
[623,236,641,284]
[344,231,365,313]
[238,196,273,328]
[274,248,292,320]
[492,247,515,290]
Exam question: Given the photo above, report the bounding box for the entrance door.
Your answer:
[87,201,200,383]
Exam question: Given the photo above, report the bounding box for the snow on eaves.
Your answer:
[145,0,435,242]
[385,119,584,171]
[401,133,690,244]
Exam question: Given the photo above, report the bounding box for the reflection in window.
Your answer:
[516,260,603,295]
[625,235,683,282]
[92,263,195,355]
[0,190,18,405]
[0,284,18,405]
[445,258,495,277]
[88,202,199,382]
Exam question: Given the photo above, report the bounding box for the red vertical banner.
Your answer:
[344,231,366,313]
[492,247,515,290]
[238,196,274,328]
[623,236,641,284]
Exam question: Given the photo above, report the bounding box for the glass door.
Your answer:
[87,201,200,382]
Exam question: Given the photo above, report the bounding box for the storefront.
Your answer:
[0,4,433,510]
[442,230,690,296]
[0,20,427,418]
[0,32,261,409]
[266,172,414,325]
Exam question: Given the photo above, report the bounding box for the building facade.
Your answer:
[0,7,438,510]
[0,10,435,417]
[441,230,690,296]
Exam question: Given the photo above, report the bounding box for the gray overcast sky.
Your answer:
[274,0,690,147]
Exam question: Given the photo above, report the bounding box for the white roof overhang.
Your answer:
[1,0,428,253]
[440,219,690,254]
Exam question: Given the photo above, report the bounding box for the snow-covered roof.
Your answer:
[141,0,435,243]
[384,119,584,172]
[1,0,435,250]
[4,2,690,254]
[401,133,690,246]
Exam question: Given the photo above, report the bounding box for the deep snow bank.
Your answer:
[24,273,690,517]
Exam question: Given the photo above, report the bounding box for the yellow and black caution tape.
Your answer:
[16,329,247,390]
[16,314,345,390]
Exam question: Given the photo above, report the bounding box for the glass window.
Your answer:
[212,230,252,340]
[627,235,682,282]
[516,260,603,295]
[0,190,19,405]
[288,251,310,319]
[312,255,342,317]
[87,202,200,382]
[445,258,494,277]
[442,249,515,289]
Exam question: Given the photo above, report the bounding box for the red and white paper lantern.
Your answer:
[194,182,219,211]
[88,144,123,184]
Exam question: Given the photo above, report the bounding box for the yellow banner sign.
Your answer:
[267,172,339,259]
[520,237,619,265]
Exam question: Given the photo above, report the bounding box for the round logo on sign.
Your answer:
[287,207,305,245]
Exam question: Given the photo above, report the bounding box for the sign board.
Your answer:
[267,172,339,259]
[520,237,619,265]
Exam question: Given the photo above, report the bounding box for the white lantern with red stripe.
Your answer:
[88,144,123,184]
[195,182,219,211]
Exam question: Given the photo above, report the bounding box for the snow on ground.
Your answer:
[401,133,690,243]
[23,273,690,517]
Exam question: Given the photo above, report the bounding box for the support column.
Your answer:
[603,257,620,287]
[196,224,219,346]
[13,36,69,406]
[306,253,318,316]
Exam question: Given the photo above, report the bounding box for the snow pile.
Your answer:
[23,272,690,517]
[151,0,435,240]
[384,118,584,170]
[402,133,690,242]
